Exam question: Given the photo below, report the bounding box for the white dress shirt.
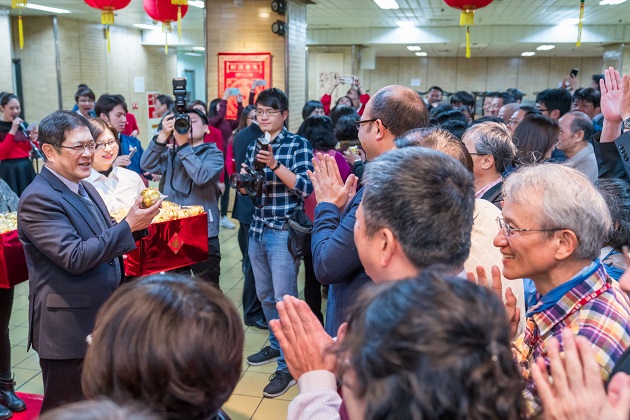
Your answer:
[85,166,145,212]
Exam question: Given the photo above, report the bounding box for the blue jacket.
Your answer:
[311,188,372,335]
[119,134,144,177]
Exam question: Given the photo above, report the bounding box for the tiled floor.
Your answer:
[8,200,315,419]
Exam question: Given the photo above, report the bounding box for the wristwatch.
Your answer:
[624,116,630,132]
[271,161,281,171]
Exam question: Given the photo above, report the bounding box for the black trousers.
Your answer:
[39,358,84,413]
[0,287,13,373]
[238,223,264,324]
[304,254,324,325]
[174,236,221,290]
[220,169,230,217]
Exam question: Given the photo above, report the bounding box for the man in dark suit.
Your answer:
[232,120,265,328]
[17,111,160,413]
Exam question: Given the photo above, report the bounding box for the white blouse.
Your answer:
[85,166,145,213]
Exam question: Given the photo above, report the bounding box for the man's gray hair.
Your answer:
[502,163,611,260]
[362,147,475,270]
[567,110,594,142]
[463,122,516,173]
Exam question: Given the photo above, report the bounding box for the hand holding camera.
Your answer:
[255,144,278,169]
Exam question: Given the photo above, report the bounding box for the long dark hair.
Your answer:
[512,114,558,165]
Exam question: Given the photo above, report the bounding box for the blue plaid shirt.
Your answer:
[245,127,314,240]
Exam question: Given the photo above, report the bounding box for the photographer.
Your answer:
[237,88,313,398]
[140,107,224,288]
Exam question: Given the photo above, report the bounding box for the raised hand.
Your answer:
[600,67,623,123]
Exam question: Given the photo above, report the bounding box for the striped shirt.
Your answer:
[245,127,314,240]
[513,262,630,417]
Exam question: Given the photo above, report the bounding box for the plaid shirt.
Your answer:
[513,262,630,417]
[245,127,314,240]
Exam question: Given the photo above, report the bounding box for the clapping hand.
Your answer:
[307,153,357,210]
[600,67,623,123]
[467,265,520,339]
[270,295,337,380]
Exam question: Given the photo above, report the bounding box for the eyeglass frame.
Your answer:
[94,139,118,151]
[59,142,96,154]
[496,216,563,237]
[355,118,388,130]
[255,109,283,117]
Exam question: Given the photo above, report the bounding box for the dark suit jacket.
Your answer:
[232,123,264,224]
[18,167,137,359]
[480,181,503,210]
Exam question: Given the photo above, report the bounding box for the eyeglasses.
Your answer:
[60,142,96,154]
[355,118,379,130]
[496,217,562,237]
[255,109,282,117]
[78,99,94,104]
[95,140,117,150]
[537,107,549,112]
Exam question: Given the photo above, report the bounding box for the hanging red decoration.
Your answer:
[443,0,494,58]
[144,0,189,54]
[84,0,132,52]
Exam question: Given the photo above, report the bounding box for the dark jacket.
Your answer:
[232,123,264,224]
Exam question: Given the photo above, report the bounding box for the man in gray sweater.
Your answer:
[141,108,224,288]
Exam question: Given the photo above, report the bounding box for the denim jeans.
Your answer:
[249,227,299,373]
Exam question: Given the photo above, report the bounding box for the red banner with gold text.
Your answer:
[218,52,271,119]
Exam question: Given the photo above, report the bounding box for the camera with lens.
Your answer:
[172,78,189,135]
[230,137,270,205]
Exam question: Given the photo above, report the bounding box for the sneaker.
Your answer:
[220,216,236,229]
[247,346,280,366]
[263,371,296,398]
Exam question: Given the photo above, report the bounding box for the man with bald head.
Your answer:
[310,85,430,336]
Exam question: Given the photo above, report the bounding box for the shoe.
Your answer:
[247,346,280,366]
[263,371,296,398]
[220,216,236,229]
[0,404,11,420]
[254,318,268,330]
[0,376,25,412]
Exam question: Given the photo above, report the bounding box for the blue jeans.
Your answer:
[249,227,299,373]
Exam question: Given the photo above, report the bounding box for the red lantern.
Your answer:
[144,0,189,53]
[84,0,132,52]
[443,0,494,58]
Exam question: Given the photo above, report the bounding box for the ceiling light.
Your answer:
[536,45,555,50]
[521,52,536,56]
[25,3,71,13]
[407,46,421,51]
[185,53,203,57]
[188,1,205,8]
[397,21,414,29]
[259,12,270,18]
[599,0,627,4]
[415,52,427,56]
[133,24,161,30]
[192,46,205,51]
[373,0,400,10]
[559,18,580,26]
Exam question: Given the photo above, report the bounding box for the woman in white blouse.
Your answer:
[85,118,145,212]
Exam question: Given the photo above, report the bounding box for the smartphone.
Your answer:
[227,87,240,96]
[570,68,579,78]
[128,147,137,158]
[339,76,354,85]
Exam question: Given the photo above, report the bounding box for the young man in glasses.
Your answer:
[238,88,314,398]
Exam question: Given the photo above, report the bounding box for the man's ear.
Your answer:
[100,113,109,121]
[41,143,56,162]
[550,109,561,121]
[481,155,495,171]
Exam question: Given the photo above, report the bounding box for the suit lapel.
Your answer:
[81,181,113,228]
[40,167,103,235]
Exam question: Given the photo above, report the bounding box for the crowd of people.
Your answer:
[1,64,630,420]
